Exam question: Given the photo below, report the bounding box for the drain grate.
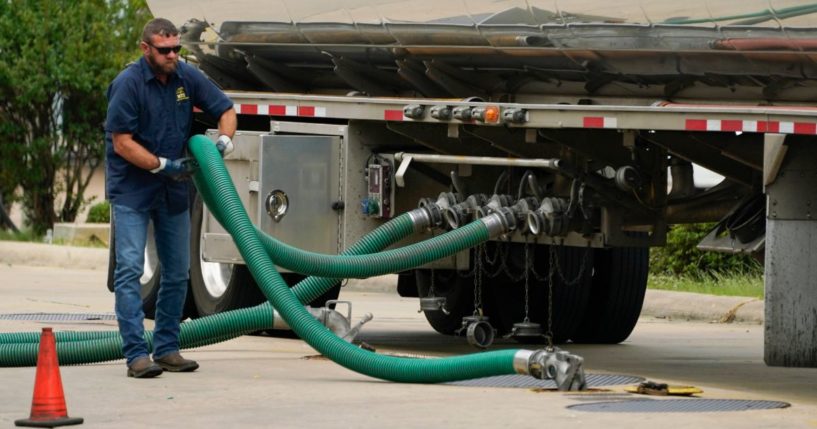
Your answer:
[0,313,117,321]
[568,399,790,413]
[447,373,643,389]
[565,393,636,402]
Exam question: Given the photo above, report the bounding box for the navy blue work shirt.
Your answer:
[105,57,233,213]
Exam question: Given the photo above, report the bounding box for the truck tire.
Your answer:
[416,269,475,335]
[138,226,162,320]
[485,243,593,343]
[189,195,341,317]
[573,246,649,344]
[190,195,265,316]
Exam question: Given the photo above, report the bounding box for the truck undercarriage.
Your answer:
[130,0,817,367]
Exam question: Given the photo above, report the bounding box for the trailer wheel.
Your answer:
[416,269,475,335]
[485,244,593,343]
[190,195,265,317]
[189,195,341,317]
[573,246,649,344]
[138,225,161,320]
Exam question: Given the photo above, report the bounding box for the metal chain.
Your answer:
[484,240,502,265]
[545,245,556,350]
[472,243,484,316]
[485,240,527,282]
[529,239,548,281]
[551,242,592,287]
[523,238,531,323]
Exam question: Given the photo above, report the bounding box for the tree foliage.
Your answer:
[0,0,151,234]
[649,223,763,277]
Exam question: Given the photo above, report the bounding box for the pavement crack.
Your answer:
[25,298,91,309]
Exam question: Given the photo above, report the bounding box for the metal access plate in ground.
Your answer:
[446,373,643,389]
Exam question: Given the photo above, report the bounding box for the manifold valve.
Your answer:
[516,348,587,391]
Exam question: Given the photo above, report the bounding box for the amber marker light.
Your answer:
[472,105,501,123]
[484,105,500,123]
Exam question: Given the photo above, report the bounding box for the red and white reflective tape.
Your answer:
[384,109,405,121]
[583,117,618,129]
[685,119,817,135]
[233,103,327,117]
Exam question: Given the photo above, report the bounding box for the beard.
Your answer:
[146,51,177,76]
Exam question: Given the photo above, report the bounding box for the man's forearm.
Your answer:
[112,133,161,170]
[218,108,237,139]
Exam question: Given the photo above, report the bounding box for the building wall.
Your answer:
[8,166,106,228]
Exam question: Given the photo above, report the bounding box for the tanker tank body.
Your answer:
[155,0,817,102]
[141,0,817,367]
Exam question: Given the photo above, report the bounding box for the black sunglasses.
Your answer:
[149,43,182,55]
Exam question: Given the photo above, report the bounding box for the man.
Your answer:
[105,18,236,378]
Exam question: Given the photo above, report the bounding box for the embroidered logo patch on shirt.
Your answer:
[176,86,189,103]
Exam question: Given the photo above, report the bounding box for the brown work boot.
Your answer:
[127,356,163,378]
[153,352,199,372]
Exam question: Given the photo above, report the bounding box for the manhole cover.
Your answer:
[568,399,790,413]
[0,313,117,321]
[447,373,643,389]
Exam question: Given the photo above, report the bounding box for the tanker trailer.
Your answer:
[124,0,817,366]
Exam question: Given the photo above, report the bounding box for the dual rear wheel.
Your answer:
[415,243,649,344]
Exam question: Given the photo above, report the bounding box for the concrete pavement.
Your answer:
[0,264,814,429]
[0,240,764,324]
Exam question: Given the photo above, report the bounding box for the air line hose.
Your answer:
[0,134,532,385]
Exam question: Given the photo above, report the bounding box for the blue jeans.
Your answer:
[113,200,190,365]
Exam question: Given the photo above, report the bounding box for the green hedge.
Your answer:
[86,201,111,223]
[650,223,762,277]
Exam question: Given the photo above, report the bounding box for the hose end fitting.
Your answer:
[418,192,459,229]
[514,348,587,391]
[407,208,432,232]
[526,210,545,236]
[480,212,513,238]
[527,197,570,237]
[444,205,469,229]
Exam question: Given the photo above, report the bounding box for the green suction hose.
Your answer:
[196,172,489,279]
[0,210,418,348]
[0,134,582,389]
[0,210,421,363]
[187,134,525,382]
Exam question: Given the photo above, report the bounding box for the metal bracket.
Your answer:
[763,133,788,189]
[395,154,413,188]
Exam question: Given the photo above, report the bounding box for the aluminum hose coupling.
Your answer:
[444,194,488,229]
[480,209,516,238]
[475,194,513,218]
[417,192,459,229]
[513,348,587,391]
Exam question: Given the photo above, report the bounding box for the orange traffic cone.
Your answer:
[15,327,83,428]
